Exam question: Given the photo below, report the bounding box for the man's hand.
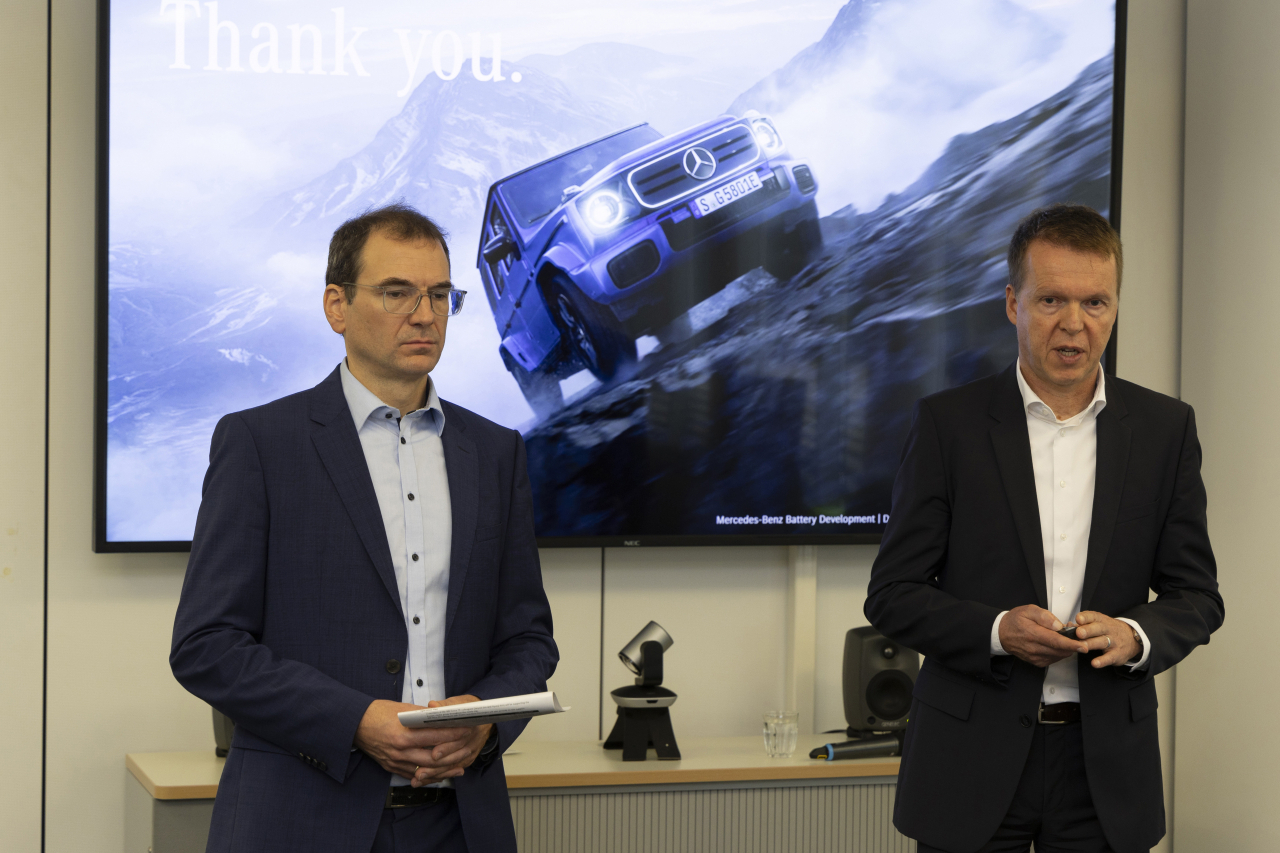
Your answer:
[411,696,494,786]
[1074,611,1141,668]
[354,695,494,787]
[998,605,1089,667]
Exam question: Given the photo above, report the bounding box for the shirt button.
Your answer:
[416,679,423,687]
[1059,586,1066,593]
[401,437,406,445]
[1060,480,1066,488]
[1060,533,1067,540]
[412,553,419,561]
[408,493,415,501]
[1059,429,1066,436]
[1050,687,1056,694]
[386,659,401,674]
[385,412,393,419]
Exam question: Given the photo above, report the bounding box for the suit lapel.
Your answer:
[989,365,1049,609]
[1082,384,1130,608]
[441,402,478,637]
[308,369,401,609]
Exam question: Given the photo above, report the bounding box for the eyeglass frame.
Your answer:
[338,281,468,316]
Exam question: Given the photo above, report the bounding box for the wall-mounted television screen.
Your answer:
[96,0,1123,550]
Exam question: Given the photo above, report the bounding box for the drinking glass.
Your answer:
[762,711,799,758]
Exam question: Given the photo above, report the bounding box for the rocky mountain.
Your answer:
[252,60,622,250]
[727,0,883,118]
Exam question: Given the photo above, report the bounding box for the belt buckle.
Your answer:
[386,786,447,809]
[1037,703,1066,725]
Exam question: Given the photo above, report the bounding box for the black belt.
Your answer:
[1038,702,1081,725]
[385,786,456,809]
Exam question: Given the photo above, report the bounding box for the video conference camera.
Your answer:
[603,621,681,761]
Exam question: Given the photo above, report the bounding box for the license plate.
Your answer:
[691,172,763,218]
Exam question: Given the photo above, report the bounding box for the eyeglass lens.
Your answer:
[382,288,466,316]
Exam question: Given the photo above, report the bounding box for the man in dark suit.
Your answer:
[171,204,558,853]
[864,205,1223,853]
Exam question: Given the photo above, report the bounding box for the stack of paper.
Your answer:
[397,691,569,728]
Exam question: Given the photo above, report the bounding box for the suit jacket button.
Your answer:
[1020,715,1032,728]
[318,761,328,771]
[386,659,401,674]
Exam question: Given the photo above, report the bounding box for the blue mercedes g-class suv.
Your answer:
[477,111,821,417]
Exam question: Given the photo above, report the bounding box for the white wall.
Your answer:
[43,4,215,852]
[14,0,1197,850]
[525,544,878,747]
[1115,3,1190,850]
[1175,1,1280,849]
[0,2,48,850]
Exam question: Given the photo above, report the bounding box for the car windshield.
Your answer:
[500,125,664,227]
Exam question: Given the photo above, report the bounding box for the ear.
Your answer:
[323,284,348,335]
[1005,284,1019,326]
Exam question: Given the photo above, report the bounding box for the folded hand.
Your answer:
[354,695,493,786]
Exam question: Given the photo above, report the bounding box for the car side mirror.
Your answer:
[482,232,517,264]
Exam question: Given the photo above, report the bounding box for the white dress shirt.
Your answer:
[990,360,1151,705]
[340,361,452,786]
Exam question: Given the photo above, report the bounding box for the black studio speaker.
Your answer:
[212,708,235,757]
[843,626,919,733]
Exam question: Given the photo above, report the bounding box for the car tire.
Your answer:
[504,352,563,420]
[764,216,823,280]
[546,272,636,383]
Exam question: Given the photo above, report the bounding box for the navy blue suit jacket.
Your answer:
[171,366,558,853]
[864,365,1223,853]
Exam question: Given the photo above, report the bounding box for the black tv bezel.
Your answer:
[92,0,1128,553]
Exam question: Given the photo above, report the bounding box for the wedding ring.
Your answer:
[1104,636,1112,650]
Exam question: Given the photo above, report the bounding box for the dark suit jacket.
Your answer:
[864,364,1223,853]
[171,366,558,853]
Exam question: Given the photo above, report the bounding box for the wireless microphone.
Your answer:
[809,733,902,761]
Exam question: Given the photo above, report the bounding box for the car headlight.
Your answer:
[750,118,784,152]
[585,190,624,228]
[578,182,642,234]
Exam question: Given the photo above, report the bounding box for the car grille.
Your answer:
[628,124,761,208]
[660,172,788,252]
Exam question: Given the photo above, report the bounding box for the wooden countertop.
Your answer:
[127,751,226,800]
[503,735,898,788]
[128,735,898,800]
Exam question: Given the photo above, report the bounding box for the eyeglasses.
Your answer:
[342,283,467,316]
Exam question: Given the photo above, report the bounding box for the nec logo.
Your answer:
[623,540,641,547]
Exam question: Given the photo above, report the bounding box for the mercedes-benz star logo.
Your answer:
[682,147,717,180]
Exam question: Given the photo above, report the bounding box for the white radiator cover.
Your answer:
[509,779,913,853]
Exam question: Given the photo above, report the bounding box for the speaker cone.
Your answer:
[866,669,914,721]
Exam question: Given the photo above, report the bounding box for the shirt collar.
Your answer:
[339,359,446,435]
[1014,357,1107,426]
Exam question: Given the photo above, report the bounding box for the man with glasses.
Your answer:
[171,204,558,853]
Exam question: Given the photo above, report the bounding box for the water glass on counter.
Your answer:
[762,711,799,758]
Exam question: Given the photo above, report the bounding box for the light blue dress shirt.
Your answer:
[340,361,452,787]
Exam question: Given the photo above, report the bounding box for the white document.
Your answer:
[397,691,570,728]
